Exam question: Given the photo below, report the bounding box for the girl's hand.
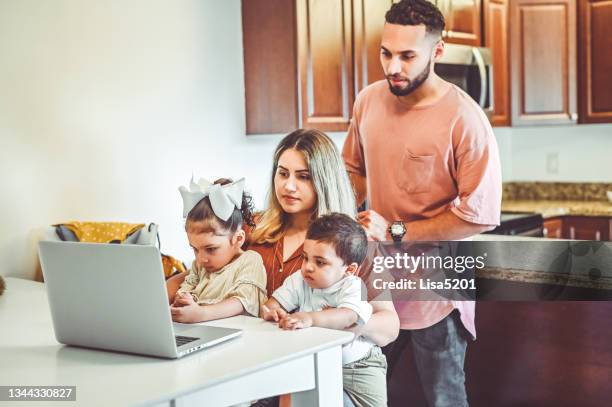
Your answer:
[279,312,313,330]
[172,292,196,307]
[170,303,203,323]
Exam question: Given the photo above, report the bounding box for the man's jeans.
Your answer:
[385,310,469,407]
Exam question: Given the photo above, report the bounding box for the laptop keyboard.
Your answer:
[175,335,199,347]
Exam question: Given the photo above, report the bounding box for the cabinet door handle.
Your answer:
[570,226,575,240]
[595,231,601,241]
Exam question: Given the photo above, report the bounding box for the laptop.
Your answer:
[38,241,242,359]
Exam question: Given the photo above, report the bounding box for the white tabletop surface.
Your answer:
[0,277,353,406]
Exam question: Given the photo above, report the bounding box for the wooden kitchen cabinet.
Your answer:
[483,0,510,126]
[543,216,564,239]
[578,0,612,123]
[509,0,578,126]
[464,302,612,405]
[563,216,611,241]
[242,0,298,134]
[244,0,595,133]
[243,0,354,134]
[297,0,355,131]
[353,0,394,93]
[243,0,487,134]
[438,0,483,46]
[543,216,611,241]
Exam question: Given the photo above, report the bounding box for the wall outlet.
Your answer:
[546,152,559,174]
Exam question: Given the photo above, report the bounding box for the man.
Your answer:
[342,0,502,406]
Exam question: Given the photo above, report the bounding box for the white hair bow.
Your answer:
[179,177,245,221]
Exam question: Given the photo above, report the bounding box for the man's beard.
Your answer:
[386,59,431,97]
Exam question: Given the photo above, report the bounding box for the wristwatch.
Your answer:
[389,221,407,242]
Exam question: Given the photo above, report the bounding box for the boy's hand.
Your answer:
[172,292,196,307]
[279,312,313,330]
[262,304,287,322]
[170,303,203,323]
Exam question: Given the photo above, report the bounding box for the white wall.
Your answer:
[1,0,610,280]
[0,0,269,279]
[498,124,612,182]
[0,0,349,280]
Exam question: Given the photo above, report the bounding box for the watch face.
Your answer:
[391,223,405,235]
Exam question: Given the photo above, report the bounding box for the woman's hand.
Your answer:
[166,271,188,304]
[356,301,400,346]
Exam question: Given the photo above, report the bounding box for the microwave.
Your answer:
[434,44,493,116]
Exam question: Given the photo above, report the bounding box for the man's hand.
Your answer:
[357,210,391,241]
[278,312,313,330]
[172,292,196,307]
[262,304,288,322]
[170,303,203,323]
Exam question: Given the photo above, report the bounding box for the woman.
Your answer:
[167,129,399,342]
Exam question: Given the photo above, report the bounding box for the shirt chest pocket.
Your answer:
[398,150,435,194]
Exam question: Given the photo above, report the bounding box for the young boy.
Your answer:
[262,213,387,407]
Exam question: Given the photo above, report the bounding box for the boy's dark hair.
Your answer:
[306,213,368,266]
[186,178,255,235]
[385,0,445,38]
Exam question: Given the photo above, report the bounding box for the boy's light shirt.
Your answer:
[272,272,375,364]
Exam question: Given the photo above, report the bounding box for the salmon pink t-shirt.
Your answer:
[342,80,502,338]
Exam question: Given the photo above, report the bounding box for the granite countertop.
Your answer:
[472,238,612,292]
[501,200,612,218]
[473,233,555,241]
[477,266,612,291]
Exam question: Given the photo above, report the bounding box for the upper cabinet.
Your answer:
[243,0,356,134]
[353,0,395,94]
[243,0,612,134]
[297,0,355,131]
[509,0,577,126]
[439,0,483,45]
[242,0,298,134]
[578,0,612,123]
[483,0,510,126]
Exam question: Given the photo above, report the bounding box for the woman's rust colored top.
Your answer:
[248,238,304,294]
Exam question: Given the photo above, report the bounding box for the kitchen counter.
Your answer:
[473,233,552,241]
[501,199,612,218]
[472,234,612,293]
[478,266,612,291]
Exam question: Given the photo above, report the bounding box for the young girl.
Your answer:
[170,177,267,324]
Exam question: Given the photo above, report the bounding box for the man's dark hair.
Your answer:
[306,213,368,266]
[385,0,445,37]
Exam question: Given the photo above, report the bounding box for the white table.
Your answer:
[0,278,353,406]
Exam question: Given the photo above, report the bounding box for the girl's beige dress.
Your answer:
[177,250,267,317]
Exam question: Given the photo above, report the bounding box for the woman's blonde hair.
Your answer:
[250,129,356,244]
